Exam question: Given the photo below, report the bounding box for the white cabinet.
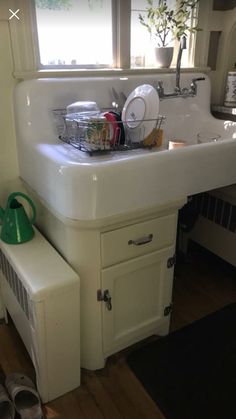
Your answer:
[34,192,186,370]
[101,246,175,356]
[98,213,178,358]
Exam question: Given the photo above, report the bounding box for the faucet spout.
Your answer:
[175,36,187,92]
[156,36,205,100]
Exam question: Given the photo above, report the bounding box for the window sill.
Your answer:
[14,66,211,80]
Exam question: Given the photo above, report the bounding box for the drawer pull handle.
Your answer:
[128,234,153,246]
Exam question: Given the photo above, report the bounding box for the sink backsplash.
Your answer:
[14,73,236,149]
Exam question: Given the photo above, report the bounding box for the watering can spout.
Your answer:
[0,206,5,222]
[0,192,36,244]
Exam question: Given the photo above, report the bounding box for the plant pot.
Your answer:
[154,47,174,68]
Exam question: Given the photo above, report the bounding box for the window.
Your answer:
[8,0,205,76]
[131,0,176,68]
[130,0,197,68]
[35,0,113,68]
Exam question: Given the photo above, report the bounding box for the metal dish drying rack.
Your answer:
[53,108,165,155]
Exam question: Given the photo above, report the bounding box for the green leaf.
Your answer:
[139,0,200,47]
[35,0,71,10]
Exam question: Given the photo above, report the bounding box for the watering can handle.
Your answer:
[7,192,36,225]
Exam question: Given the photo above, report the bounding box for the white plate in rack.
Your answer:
[121,84,160,143]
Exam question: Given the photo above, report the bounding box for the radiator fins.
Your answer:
[191,193,236,233]
[0,249,30,319]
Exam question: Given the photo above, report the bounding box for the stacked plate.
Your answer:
[121,84,160,144]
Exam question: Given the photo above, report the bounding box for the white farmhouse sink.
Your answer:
[14,73,236,221]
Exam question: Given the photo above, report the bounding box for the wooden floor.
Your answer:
[0,242,235,419]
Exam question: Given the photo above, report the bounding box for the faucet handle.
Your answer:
[191,77,205,95]
[192,77,205,83]
[191,77,205,87]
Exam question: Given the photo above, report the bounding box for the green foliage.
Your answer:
[88,0,103,9]
[35,0,103,10]
[139,0,200,47]
[35,0,71,10]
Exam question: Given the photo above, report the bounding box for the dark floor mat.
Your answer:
[0,365,6,385]
[127,303,236,419]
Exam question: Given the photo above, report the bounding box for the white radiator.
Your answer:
[182,186,236,267]
[0,227,80,403]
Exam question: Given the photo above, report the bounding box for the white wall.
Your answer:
[0,11,20,317]
[0,8,24,203]
[208,7,236,104]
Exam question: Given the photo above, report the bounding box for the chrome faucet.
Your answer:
[156,35,205,99]
[175,36,187,93]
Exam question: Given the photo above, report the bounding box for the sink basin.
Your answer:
[14,74,236,221]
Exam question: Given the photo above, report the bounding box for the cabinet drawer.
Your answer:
[101,214,177,267]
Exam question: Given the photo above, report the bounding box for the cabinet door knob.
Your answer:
[128,234,153,246]
[97,289,112,311]
[103,289,112,311]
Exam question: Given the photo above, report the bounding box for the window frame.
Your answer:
[34,0,116,70]
[6,0,211,79]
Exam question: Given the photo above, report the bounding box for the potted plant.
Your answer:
[139,0,200,68]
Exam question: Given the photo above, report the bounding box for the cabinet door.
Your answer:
[101,246,175,355]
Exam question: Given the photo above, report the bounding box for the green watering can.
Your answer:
[0,192,36,244]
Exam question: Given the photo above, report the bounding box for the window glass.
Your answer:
[35,0,113,67]
[131,0,194,68]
